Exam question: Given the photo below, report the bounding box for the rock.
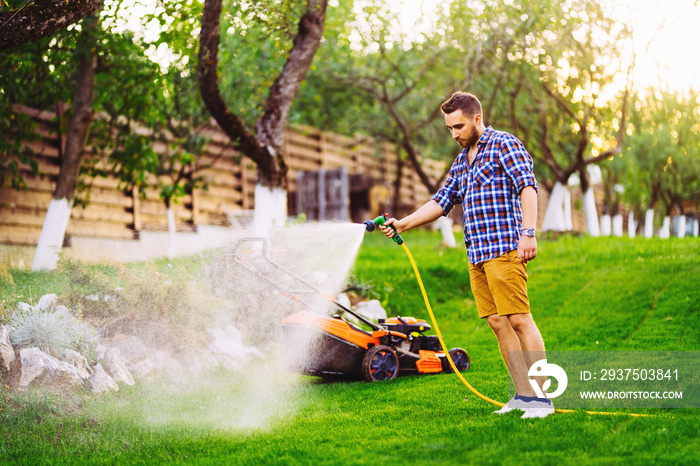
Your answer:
[102,347,135,386]
[110,336,149,365]
[355,299,387,322]
[208,325,263,370]
[335,293,352,311]
[131,358,156,381]
[53,305,78,326]
[85,363,119,394]
[17,302,32,313]
[61,349,92,380]
[19,348,83,390]
[152,350,183,374]
[0,325,15,372]
[36,294,58,311]
[95,344,108,361]
[54,304,71,315]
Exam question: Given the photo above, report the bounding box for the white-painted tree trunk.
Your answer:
[253,184,287,237]
[628,212,636,238]
[694,219,699,237]
[600,215,612,236]
[167,207,176,259]
[437,216,456,248]
[541,182,572,232]
[582,189,600,236]
[612,214,623,237]
[644,209,655,238]
[659,216,671,239]
[676,215,686,238]
[32,198,72,271]
[564,188,573,231]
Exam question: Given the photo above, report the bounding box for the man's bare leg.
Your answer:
[486,314,537,397]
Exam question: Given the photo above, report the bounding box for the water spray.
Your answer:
[364,216,649,417]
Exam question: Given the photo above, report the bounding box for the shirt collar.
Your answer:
[478,126,494,146]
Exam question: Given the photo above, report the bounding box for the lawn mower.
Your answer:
[225,236,470,382]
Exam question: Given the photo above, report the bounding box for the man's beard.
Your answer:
[459,125,479,148]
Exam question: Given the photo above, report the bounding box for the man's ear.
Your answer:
[474,114,483,125]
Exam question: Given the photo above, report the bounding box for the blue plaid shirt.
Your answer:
[433,126,538,264]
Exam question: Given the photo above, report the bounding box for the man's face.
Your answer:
[444,109,480,149]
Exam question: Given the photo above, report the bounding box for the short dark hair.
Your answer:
[441,92,482,118]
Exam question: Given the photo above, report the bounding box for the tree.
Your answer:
[476,0,634,234]
[0,0,100,50]
[31,5,101,270]
[616,89,700,238]
[198,0,328,235]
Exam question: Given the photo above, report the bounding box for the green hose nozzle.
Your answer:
[363,214,404,245]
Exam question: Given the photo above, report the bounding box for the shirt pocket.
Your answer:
[474,161,496,186]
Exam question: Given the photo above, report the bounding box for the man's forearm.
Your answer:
[395,200,445,233]
[520,186,537,229]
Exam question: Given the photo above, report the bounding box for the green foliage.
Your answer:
[7,307,74,356]
[610,89,700,216]
[0,103,40,190]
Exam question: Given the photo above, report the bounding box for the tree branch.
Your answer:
[0,0,100,50]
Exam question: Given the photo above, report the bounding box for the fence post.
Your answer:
[191,189,199,226]
[241,158,250,210]
[318,168,326,220]
[132,186,141,232]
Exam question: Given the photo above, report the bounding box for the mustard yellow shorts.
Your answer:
[468,250,530,318]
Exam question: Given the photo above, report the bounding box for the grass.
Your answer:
[1,231,700,465]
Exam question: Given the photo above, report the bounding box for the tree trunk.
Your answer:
[628,212,636,238]
[644,209,655,238]
[582,188,600,237]
[32,7,99,271]
[659,216,671,239]
[198,0,328,235]
[0,0,100,50]
[541,181,572,232]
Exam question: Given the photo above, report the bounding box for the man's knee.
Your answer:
[507,313,534,335]
[486,314,511,335]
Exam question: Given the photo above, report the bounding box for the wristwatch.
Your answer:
[521,228,536,238]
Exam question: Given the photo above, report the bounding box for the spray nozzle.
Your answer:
[364,214,404,245]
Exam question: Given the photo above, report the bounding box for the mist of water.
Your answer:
[122,221,368,432]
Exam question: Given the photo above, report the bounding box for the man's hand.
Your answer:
[378,217,403,239]
[518,236,537,263]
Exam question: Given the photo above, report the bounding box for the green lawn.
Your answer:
[2,231,700,465]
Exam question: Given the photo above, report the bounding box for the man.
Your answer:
[380,92,553,418]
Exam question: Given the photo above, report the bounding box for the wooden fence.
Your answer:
[0,106,447,246]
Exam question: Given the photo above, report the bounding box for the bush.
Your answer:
[8,306,74,357]
[7,302,99,362]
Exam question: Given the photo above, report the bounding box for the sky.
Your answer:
[607,0,700,93]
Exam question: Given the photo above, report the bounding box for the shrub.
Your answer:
[7,302,99,362]
[8,306,73,357]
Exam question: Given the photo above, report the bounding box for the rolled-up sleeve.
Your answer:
[499,134,538,194]
[432,159,463,216]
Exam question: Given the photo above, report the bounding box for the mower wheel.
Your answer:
[362,345,399,382]
[443,348,470,373]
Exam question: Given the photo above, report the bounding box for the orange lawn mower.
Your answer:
[225,236,470,382]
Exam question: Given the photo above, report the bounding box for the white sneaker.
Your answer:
[521,398,555,419]
[493,396,528,414]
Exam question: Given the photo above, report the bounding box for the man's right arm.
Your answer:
[380,200,445,237]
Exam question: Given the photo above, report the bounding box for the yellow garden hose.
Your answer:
[400,242,649,417]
